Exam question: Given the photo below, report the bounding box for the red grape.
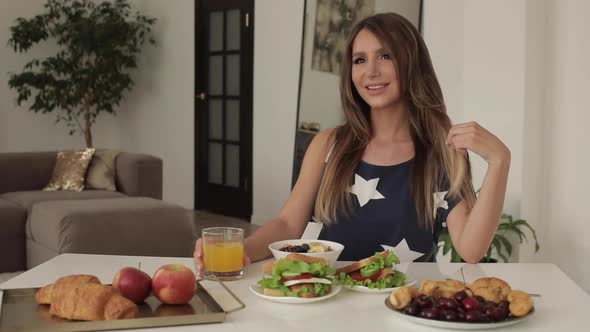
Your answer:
[488,307,508,321]
[465,310,482,322]
[420,307,440,320]
[441,310,458,321]
[404,302,420,316]
[417,296,434,308]
[453,290,468,302]
[474,295,486,304]
[462,297,480,311]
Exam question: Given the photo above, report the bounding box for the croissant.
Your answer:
[35,274,138,321]
[469,277,511,303]
[420,279,468,298]
[507,290,534,317]
[389,286,421,309]
[35,274,100,304]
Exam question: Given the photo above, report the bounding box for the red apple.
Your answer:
[112,267,152,304]
[152,264,196,304]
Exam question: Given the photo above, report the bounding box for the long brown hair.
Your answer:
[314,13,476,230]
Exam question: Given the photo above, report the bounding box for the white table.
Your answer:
[1,253,589,331]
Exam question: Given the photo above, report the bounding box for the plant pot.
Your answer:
[479,257,498,263]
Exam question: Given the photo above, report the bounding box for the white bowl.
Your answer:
[268,239,344,266]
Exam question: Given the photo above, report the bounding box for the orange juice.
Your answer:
[203,240,244,273]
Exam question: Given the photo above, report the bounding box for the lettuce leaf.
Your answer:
[359,251,400,277]
[257,259,336,297]
[384,251,400,266]
[284,283,332,297]
[335,270,407,289]
[257,276,333,296]
[271,259,336,278]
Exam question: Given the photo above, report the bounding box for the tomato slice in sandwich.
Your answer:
[350,270,382,282]
[280,273,314,282]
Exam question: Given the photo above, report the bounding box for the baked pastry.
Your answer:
[507,290,534,317]
[469,277,512,303]
[420,279,467,298]
[35,274,100,304]
[389,286,421,309]
[35,274,138,321]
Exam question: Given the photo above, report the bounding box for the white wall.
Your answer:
[542,0,590,291]
[424,0,590,291]
[425,0,526,215]
[0,0,195,208]
[121,0,195,208]
[250,0,304,225]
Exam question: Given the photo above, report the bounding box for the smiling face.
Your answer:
[350,29,401,111]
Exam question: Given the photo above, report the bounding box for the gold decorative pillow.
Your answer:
[85,149,120,191]
[44,148,96,192]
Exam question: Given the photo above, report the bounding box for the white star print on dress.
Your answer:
[381,239,424,262]
[433,191,449,218]
[349,174,385,207]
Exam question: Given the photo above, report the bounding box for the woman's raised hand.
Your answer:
[447,121,510,166]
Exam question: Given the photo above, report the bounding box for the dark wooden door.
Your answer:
[195,0,254,219]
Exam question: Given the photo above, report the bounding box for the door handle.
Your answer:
[196,92,207,101]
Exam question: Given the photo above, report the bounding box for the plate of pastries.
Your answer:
[385,277,535,329]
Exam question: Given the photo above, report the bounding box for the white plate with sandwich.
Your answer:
[249,284,342,304]
[253,252,342,304]
[336,250,412,294]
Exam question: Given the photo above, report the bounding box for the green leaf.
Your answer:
[450,250,462,263]
[439,231,453,255]
[515,220,540,252]
[7,0,156,146]
[491,238,509,263]
[496,234,513,256]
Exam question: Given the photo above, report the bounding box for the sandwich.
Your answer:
[336,251,406,289]
[257,253,336,298]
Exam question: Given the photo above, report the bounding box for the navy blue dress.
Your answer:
[318,159,459,262]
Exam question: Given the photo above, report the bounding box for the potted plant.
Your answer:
[437,213,540,263]
[7,0,156,148]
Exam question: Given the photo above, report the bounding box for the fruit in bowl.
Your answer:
[152,264,197,304]
[268,239,344,266]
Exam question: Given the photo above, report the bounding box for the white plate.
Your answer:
[249,285,342,304]
[343,280,417,294]
[384,298,535,330]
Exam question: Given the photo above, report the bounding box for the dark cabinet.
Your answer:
[291,129,317,187]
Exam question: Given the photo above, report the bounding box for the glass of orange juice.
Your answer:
[202,227,244,280]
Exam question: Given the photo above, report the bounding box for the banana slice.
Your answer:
[308,244,325,253]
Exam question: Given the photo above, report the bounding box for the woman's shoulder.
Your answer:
[310,127,337,149]
[314,127,337,141]
[305,128,338,163]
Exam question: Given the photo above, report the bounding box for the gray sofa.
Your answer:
[0,152,195,272]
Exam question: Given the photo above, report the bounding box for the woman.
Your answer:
[194,13,510,273]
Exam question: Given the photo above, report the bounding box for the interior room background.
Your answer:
[0,0,588,291]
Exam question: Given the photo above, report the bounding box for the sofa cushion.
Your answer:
[86,149,120,191]
[0,152,56,195]
[0,198,27,272]
[1,190,125,211]
[27,197,195,259]
[44,148,95,191]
